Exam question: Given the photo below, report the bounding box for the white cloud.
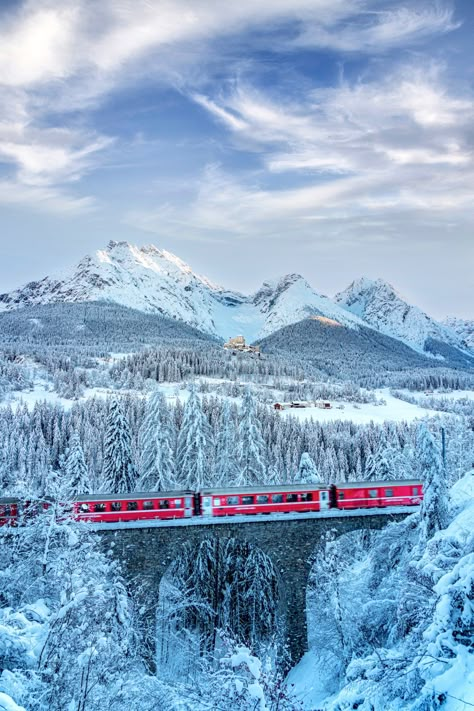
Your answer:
[294,3,459,52]
[0,0,460,215]
[0,180,96,215]
[128,59,474,242]
[0,124,114,187]
[191,62,474,179]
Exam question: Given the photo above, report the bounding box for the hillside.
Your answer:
[257,316,473,383]
[0,301,216,355]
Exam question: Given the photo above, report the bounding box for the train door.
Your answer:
[202,496,212,516]
[319,490,330,510]
[184,496,193,518]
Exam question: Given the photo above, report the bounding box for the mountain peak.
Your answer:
[0,242,470,361]
[336,276,466,353]
[0,242,364,341]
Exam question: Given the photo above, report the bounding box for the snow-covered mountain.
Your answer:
[443,317,474,349]
[334,277,468,356]
[0,241,363,341]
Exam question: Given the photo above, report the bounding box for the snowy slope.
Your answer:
[443,317,474,349]
[0,241,364,341]
[335,277,467,355]
[0,242,228,335]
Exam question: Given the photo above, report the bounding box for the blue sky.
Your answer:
[0,0,473,318]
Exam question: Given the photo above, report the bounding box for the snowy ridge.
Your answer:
[0,242,471,359]
[335,277,467,355]
[443,316,474,349]
[0,241,364,341]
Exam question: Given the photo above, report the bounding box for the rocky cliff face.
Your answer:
[335,277,466,354]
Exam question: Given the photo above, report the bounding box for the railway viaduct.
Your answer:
[98,509,412,670]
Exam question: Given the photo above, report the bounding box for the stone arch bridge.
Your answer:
[98,509,412,670]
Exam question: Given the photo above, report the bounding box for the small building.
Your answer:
[315,401,332,409]
[224,335,261,354]
[224,335,246,349]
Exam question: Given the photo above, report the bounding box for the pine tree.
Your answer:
[214,401,239,485]
[243,547,278,647]
[102,397,137,493]
[65,432,91,494]
[139,391,176,491]
[176,385,213,489]
[297,452,322,484]
[418,424,449,543]
[237,389,266,485]
[365,447,393,481]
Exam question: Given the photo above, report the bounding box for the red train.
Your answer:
[0,480,423,526]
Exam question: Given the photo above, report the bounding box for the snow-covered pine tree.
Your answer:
[214,401,239,486]
[139,391,176,490]
[364,447,394,481]
[237,388,266,486]
[64,432,91,494]
[176,385,213,489]
[243,547,278,648]
[297,452,322,484]
[418,423,449,543]
[102,396,137,493]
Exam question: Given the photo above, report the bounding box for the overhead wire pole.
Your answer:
[441,427,446,469]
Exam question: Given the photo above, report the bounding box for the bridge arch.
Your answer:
[98,511,410,671]
[155,536,281,678]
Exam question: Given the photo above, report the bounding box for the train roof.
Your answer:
[339,479,423,488]
[200,483,327,495]
[72,490,194,502]
[0,497,19,504]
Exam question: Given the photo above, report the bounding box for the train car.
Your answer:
[335,480,423,510]
[0,498,19,526]
[73,490,195,523]
[199,484,333,517]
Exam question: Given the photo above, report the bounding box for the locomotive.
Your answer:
[0,479,423,526]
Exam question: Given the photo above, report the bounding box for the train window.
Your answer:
[143,501,154,510]
[272,494,283,503]
[227,496,239,505]
[174,499,182,507]
[256,495,269,504]
[338,492,345,499]
[0,505,10,516]
[286,493,298,503]
[385,489,393,497]
[301,493,313,502]
[126,501,138,511]
[159,500,170,509]
[369,490,378,498]
[111,502,122,511]
[79,503,90,513]
[412,487,419,496]
[94,503,106,512]
[214,498,221,506]
[242,496,254,505]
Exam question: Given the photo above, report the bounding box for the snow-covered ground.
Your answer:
[6,377,465,426]
[279,388,443,424]
[6,384,77,411]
